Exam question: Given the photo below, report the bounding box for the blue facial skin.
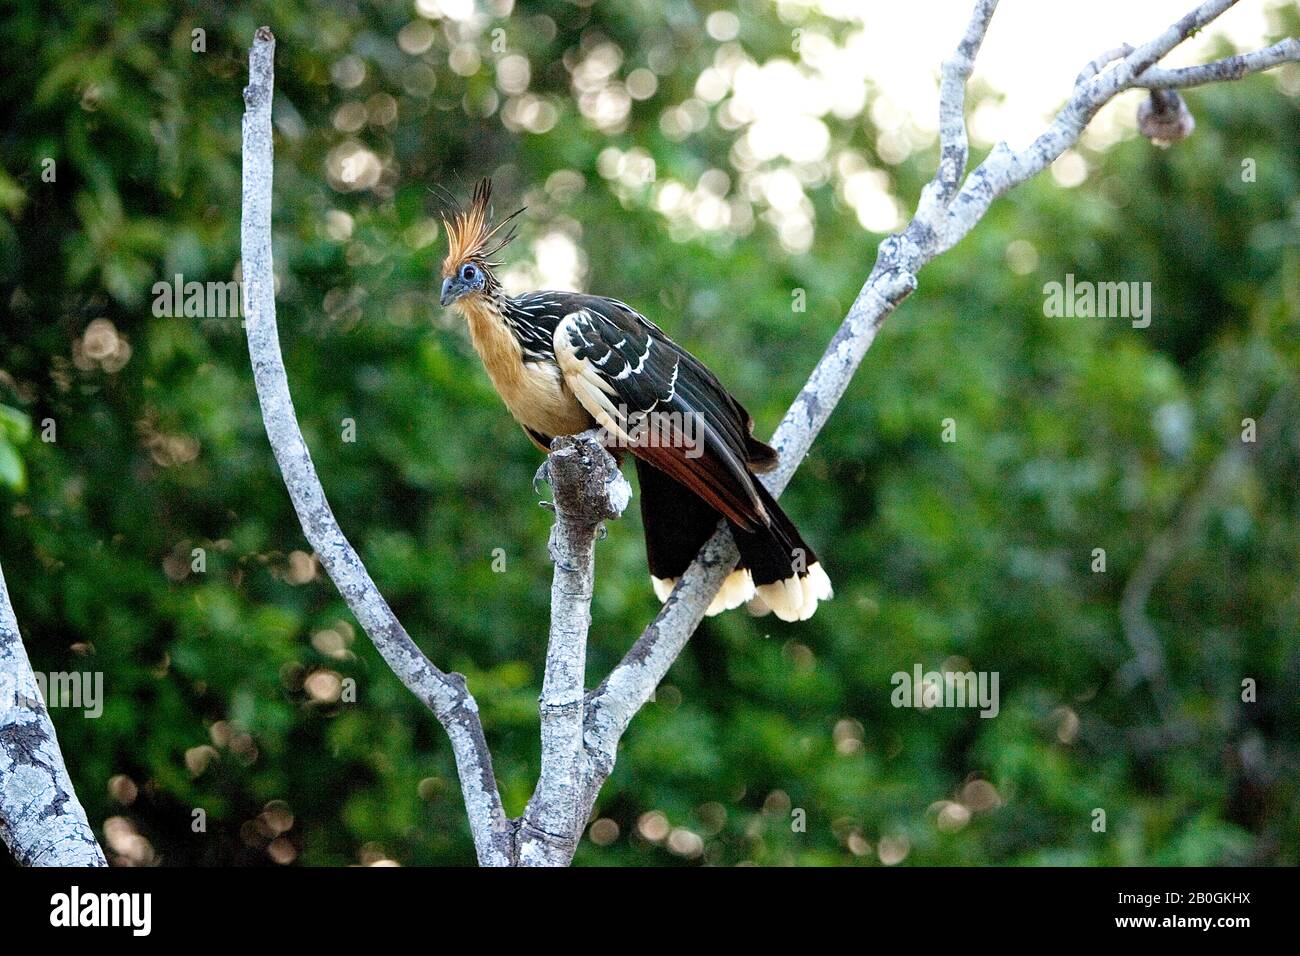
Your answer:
[440,262,485,306]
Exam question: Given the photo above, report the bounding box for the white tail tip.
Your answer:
[654,564,830,622]
[652,568,756,616]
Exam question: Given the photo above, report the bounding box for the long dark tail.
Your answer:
[636,459,831,621]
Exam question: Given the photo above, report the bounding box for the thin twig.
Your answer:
[925,0,1000,212]
[1076,44,1136,86]
[1136,38,1299,89]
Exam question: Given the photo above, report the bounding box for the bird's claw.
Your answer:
[547,536,578,571]
[532,460,551,497]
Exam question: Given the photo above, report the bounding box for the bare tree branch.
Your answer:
[1076,44,1136,86]
[0,561,106,866]
[238,0,1296,864]
[1118,0,1241,79]
[583,0,1297,835]
[1136,38,1299,89]
[240,27,513,867]
[924,0,999,213]
[517,433,630,866]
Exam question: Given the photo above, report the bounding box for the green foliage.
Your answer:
[0,0,1297,866]
[0,404,31,491]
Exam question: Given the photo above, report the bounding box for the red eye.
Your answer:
[461,264,477,281]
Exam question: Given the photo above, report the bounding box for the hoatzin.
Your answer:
[439,179,831,621]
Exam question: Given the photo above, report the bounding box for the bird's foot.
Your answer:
[533,460,551,495]
[534,460,554,510]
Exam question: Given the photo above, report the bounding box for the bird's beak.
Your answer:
[439,277,459,308]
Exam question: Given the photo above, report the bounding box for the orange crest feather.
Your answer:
[441,178,524,276]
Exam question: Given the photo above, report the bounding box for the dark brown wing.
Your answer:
[551,294,773,532]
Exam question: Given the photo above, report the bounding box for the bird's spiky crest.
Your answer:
[441,178,524,276]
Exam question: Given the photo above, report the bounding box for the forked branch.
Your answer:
[237,0,1296,866]
[242,28,511,866]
